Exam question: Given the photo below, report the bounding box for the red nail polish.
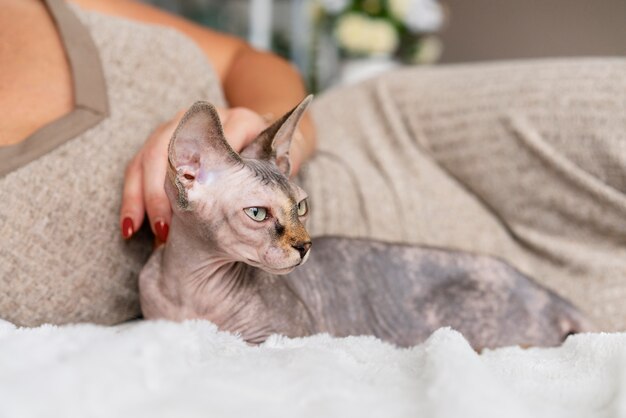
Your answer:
[155,221,169,242]
[122,217,134,239]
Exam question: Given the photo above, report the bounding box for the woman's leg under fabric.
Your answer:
[303,58,626,330]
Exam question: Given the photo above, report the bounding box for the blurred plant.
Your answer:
[315,0,445,64]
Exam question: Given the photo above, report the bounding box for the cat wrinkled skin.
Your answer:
[139,97,593,350]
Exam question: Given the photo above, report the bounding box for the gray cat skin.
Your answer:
[139,97,592,350]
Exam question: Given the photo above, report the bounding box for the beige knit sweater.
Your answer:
[302,58,626,331]
[0,0,224,326]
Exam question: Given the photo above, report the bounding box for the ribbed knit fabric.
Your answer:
[0,6,225,326]
[303,58,626,331]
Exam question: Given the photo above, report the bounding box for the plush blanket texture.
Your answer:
[1,319,624,418]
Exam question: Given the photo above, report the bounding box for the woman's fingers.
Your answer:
[141,122,176,243]
[119,116,178,242]
[142,161,171,243]
[120,156,145,240]
[219,107,268,152]
[119,106,266,243]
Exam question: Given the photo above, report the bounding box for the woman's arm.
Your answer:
[69,0,316,241]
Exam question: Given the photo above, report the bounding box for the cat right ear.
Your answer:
[240,95,313,177]
[167,101,241,208]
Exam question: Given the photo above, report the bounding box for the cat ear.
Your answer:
[240,95,313,176]
[167,101,241,209]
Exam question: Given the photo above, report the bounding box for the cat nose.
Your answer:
[292,241,312,259]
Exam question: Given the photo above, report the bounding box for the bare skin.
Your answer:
[140,98,593,350]
[0,0,73,146]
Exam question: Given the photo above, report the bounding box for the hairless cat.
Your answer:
[139,97,592,350]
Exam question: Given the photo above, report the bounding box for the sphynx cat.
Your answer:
[139,96,591,350]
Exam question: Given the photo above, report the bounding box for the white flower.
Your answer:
[389,0,443,33]
[335,13,399,56]
[405,0,443,32]
[318,0,350,15]
[335,13,370,54]
[388,0,411,20]
[412,35,443,64]
[368,19,399,55]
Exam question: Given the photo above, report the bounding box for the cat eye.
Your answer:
[244,207,268,222]
[297,199,308,217]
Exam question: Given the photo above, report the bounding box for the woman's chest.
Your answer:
[0,0,74,147]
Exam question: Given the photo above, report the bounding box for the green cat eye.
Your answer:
[297,199,308,217]
[244,207,268,222]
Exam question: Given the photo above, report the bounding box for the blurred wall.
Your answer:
[439,0,626,63]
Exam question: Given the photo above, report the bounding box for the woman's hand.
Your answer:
[74,0,317,243]
[119,107,268,243]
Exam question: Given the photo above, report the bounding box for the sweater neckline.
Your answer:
[0,0,109,177]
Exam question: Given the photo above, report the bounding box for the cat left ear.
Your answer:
[167,101,241,209]
[240,95,313,176]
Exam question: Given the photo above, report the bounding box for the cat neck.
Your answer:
[157,215,314,342]
[160,216,250,291]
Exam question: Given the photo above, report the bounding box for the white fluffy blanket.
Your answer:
[1,319,624,418]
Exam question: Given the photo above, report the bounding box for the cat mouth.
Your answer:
[245,258,298,272]
[268,263,300,273]
[273,266,297,274]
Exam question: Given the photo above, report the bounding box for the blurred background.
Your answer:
[140,0,626,92]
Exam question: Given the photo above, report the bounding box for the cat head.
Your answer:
[165,96,313,274]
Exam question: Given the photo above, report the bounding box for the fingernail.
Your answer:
[122,217,134,239]
[155,221,169,242]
